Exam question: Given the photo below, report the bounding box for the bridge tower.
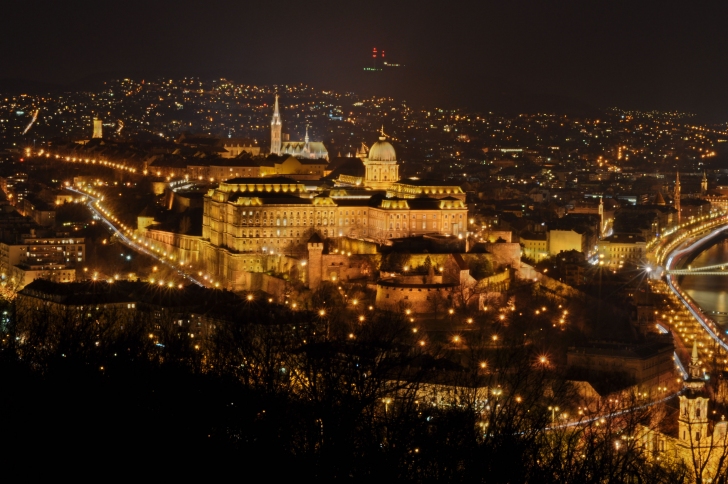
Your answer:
[674,172,681,224]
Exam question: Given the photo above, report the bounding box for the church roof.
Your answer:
[281,141,329,157]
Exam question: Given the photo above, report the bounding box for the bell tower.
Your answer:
[702,171,708,194]
[271,94,282,155]
[678,340,709,446]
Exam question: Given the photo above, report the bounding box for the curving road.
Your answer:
[67,186,205,287]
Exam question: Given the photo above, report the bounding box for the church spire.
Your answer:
[689,339,702,381]
[273,94,280,122]
[303,124,310,155]
[270,93,282,155]
[702,171,708,194]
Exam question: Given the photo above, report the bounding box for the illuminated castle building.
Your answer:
[191,128,469,290]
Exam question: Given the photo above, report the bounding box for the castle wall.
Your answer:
[317,254,374,284]
[136,229,202,264]
[375,282,456,313]
[330,236,379,255]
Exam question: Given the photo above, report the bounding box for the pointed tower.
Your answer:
[674,172,681,224]
[679,339,709,446]
[701,171,708,194]
[598,197,604,237]
[271,94,282,155]
[303,125,310,157]
[688,339,702,381]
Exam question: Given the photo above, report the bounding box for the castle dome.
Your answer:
[368,136,397,162]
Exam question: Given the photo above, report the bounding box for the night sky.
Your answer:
[3,1,728,119]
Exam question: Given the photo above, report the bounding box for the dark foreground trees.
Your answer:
[0,291,693,482]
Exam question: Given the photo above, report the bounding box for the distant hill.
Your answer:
[0,69,601,118]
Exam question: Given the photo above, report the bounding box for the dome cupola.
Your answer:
[368,128,396,162]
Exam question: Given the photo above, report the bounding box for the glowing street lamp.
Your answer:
[548,406,560,424]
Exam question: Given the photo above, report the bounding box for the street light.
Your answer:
[548,406,560,425]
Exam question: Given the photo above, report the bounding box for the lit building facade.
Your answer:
[196,133,468,290]
[597,233,646,270]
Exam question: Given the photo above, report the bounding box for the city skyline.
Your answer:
[4,3,728,480]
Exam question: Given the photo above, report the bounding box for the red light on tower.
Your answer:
[372,47,377,58]
[382,50,385,58]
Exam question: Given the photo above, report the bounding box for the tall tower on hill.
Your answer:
[271,94,282,155]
